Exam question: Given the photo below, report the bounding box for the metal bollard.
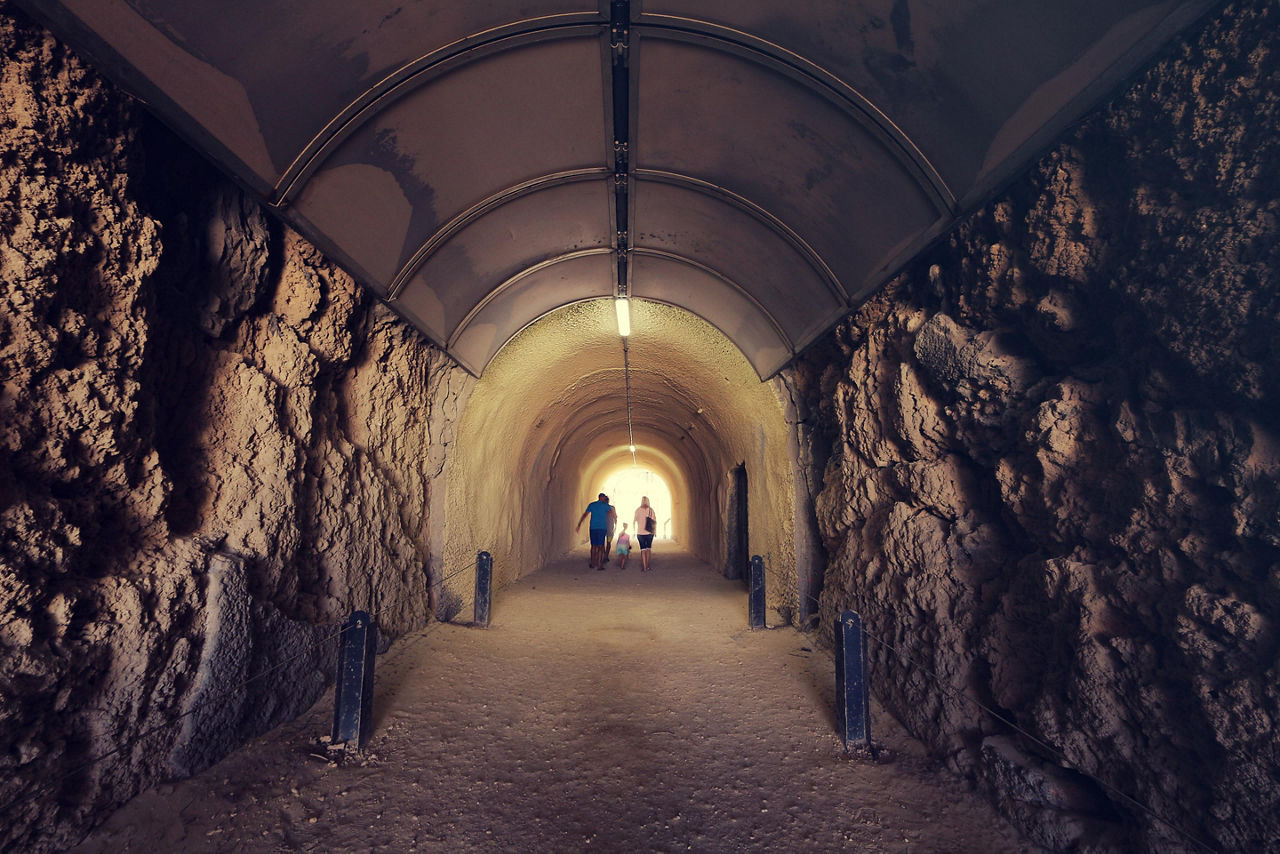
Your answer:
[473,551,492,627]
[748,554,766,629]
[332,610,377,749]
[835,609,871,749]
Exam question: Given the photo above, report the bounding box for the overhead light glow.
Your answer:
[629,444,636,453]
[615,297,631,337]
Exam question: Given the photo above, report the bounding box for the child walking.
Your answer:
[614,523,632,570]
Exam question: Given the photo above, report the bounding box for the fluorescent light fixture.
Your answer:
[615,297,631,337]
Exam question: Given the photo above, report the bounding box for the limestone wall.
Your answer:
[0,4,465,849]
[797,2,1279,850]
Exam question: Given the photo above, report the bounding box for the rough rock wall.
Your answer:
[798,2,1279,851]
[0,5,468,850]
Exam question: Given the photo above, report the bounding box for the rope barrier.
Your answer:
[1,619,351,818]
[395,554,1221,853]
[796,588,1217,853]
[429,557,488,592]
[19,554,1201,853]
[390,553,1224,852]
[2,550,504,820]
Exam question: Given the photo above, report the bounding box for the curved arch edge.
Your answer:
[443,247,615,349]
[271,18,606,205]
[634,170,849,306]
[633,16,958,215]
[471,295,793,381]
[629,246,795,351]
[387,171,611,300]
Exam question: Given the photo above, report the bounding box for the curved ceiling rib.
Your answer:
[443,243,795,379]
[445,248,614,349]
[21,0,1220,381]
[634,170,847,305]
[271,14,951,223]
[633,17,957,215]
[629,248,794,351]
[271,18,604,206]
[387,166,847,319]
[629,253,798,378]
[445,256,613,375]
[443,244,793,355]
[387,168,609,300]
[471,289,790,382]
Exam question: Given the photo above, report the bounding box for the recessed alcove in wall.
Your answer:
[440,298,808,615]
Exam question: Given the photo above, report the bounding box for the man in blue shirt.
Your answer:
[576,492,617,571]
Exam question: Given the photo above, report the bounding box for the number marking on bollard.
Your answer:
[332,610,377,750]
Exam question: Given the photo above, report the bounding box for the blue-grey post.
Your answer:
[749,554,766,629]
[332,610,377,749]
[474,551,492,627]
[835,609,871,748]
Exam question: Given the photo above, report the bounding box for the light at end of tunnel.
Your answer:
[615,297,631,337]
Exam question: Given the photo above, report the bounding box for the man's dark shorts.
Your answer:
[589,528,607,546]
[637,534,654,549]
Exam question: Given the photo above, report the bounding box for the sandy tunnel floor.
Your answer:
[74,549,1028,853]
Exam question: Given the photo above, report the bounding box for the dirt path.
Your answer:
[75,548,1028,852]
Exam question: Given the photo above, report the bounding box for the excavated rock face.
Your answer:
[0,4,468,849]
[798,1,1279,850]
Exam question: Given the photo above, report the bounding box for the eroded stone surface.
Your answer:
[0,4,469,849]
[3,0,1278,851]
[798,2,1280,850]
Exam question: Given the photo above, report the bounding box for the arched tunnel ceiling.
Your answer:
[21,0,1217,377]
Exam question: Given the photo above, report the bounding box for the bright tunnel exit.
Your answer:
[600,465,674,541]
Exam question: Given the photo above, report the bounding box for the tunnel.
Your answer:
[2,0,1279,851]
[441,298,802,610]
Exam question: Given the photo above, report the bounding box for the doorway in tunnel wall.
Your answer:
[724,464,748,581]
[602,466,674,542]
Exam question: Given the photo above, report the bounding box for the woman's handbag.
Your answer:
[645,514,655,534]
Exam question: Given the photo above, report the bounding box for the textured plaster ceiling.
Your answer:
[21,0,1216,377]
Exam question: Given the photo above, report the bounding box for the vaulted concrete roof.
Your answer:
[22,0,1215,377]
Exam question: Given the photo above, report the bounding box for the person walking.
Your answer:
[633,496,657,572]
[603,495,617,565]
[576,492,616,570]
[614,523,632,570]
